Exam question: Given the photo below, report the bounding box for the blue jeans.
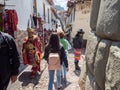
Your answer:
[48,68,62,90]
[61,50,67,79]
[61,63,66,79]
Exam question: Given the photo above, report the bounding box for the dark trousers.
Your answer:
[0,78,10,90]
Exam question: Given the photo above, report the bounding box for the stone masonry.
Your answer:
[79,0,120,90]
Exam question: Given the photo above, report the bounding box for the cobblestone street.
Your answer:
[7,53,83,90]
[1,0,120,89]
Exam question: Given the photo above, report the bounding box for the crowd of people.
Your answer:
[0,27,84,90]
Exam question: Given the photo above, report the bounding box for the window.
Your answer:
[74,8,75,21]
[48,8,50,23]
[43,3,46,21]
[33,0,37,15]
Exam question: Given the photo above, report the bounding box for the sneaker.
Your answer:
[63,77,66,82]
[57,87,62,90]
[76,66,80,71]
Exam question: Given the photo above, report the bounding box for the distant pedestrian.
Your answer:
[0,31,20,90]
[43,33,69,90]
[22,28,42,78]
[57,29,69,83]
[73,29,84,71]
[27,13,35,29]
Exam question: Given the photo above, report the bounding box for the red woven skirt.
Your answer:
[74,49,81,61]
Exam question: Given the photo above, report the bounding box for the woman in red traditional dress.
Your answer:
[22,28,42,78]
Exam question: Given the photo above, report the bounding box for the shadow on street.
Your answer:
[74,69,81,77]
[53,79,72,90]
[18,71,41,87]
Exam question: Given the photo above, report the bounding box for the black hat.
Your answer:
[77,29,84,34]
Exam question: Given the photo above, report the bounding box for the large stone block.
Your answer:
[78,57,86,90]
[85,74,102,90]
[96,0,120,41]
[94,40,112,90]
[105,42,120,90]
[85,71,95,90]
[90,0,101,30]
[85,34,100,76]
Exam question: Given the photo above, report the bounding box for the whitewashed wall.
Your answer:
[37,0,54,30]
[5,0,33,30]
[0,0,4,5]
[4,0,56,31]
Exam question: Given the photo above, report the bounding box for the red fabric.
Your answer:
[74,49,81,61]
[31,62,40,72]
[22,36,42,65]
[0,10,18,36]
[12,10,18,31]
[7,10,18,31]
[33,36,42,53]
[22,42,29,65]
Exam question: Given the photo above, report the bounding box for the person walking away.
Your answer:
[0,31,20,90]
[57,30,69,83]
[27,13,35,29]
[22,28,42,78]
[73,29,84,71]
[43,33,69,90]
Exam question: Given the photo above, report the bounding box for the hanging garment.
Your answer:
[3,10,18,37]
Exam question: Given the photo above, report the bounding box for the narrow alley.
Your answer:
[8,53,84,90]
[1,0,90,90]
[1,0,120,90]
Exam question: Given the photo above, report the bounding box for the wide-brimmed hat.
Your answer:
[77,29,84,34]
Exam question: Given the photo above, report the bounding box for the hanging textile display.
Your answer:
[0,9,18,37]
[4,9,18,37]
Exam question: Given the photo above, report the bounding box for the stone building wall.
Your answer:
[72,1,91,40]
[79,0,120,90]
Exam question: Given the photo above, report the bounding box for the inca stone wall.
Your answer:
[90,0,101,31]
[79,0,120,90]
[96,0,120,41]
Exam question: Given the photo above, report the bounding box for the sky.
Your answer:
[54,0,68,10]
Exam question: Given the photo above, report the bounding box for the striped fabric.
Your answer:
[74,49,81,61]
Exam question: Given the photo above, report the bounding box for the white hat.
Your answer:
[57,27,63,33]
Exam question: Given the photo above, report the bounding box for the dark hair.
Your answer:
[48,33,60,52]
[59,32,65,38]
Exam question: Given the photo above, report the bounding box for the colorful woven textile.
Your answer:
[74,49,81,61]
